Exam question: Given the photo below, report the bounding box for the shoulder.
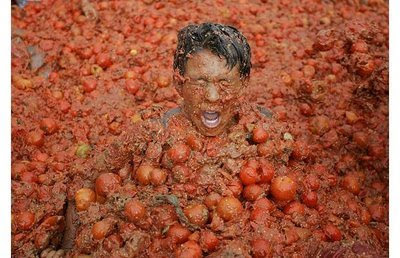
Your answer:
[239,102,275,122]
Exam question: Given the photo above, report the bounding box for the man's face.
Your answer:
[176,49,246,136]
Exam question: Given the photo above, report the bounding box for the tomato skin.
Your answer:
[124,200,146,223]
[172,164,190,183]
[258,160,275,183]
[368,204,386,222]
[103,234,123,252]
[252,126,269,143]
[270,176,297,201]
[342,174,361,195]
[175,240,203,258]
[184,204,209,227]
[92,219,114,240]
[125,79,140,95]
[27,130,45,147]
[306,174,320,190]
[75,188,96,211]
[283,201,305,215]
[95,173,122,197]
[324,223,342,241]
[216,197,243,221]
[14,211,35,231]
[168,143,191,164]
[243,184,264,201]
[252,239,272,258]
[96,53,112,69]
[254,198,274,211]
[82,77,97,93]
[150,168,167,186]
[239,165,259,185]
[20,171,38,183]
[40,118,58,134]
[199,230,219,252]
[135,165,153,185]
[302,191,318,208]
[204,192,222,210]
[186,134,203,151]
[167,223,191,244]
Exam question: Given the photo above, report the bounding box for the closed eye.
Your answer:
[219,80,231,86]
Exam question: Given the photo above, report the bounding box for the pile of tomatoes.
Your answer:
[12,0,388,257]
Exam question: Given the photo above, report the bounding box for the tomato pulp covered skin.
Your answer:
[11,0,388,257]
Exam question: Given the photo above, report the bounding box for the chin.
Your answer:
[200,128,223,137]
[196,120,228,137]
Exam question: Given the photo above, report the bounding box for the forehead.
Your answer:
[185,49,240,79]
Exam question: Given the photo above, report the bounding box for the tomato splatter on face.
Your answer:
[178,49,245,136]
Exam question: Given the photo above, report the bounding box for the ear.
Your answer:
[173,73,184,96]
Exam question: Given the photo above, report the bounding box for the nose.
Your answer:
[206,84,220,102]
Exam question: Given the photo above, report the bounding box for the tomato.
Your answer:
[216,197,243,221]
[199,230,219,252]
[351,40,368,53]
[303,65,315,78]
[75,188,96,211]
[252,239,272,258]
[352,132,368,148]
[243,184,264,201]
[342,173,361,195]
[124,199,146,223]
[184,204,209,227]
[34,232,50,249]
[258,160,275,183]
[302,191,318,208]
[270,176,297,201]
[26,130,45,147]
[252,126,269,143]
[310,115,330,135]
[204,192,222,210]
[360,208,371,224]
[306,174,320,190]
[135,165,153,185]
[186,134,204,151]
[103,234,123,252]
[96,53,112,69]
[175,240,202,258]
[156,74,171,88]
[14,211,35,231]
[150,168,167,186]
[40,118,58,134]
[92,219,114,240]
[368,204,386,222]
[20,171,38,183]
[82,77,97,93]
[168,143,191,164]
[283,201,305,215]
[125,79,140,95]
[323,223,342,242]
[11,162,27,180]
[167,223,191,244]
[254,198,274,211]
[95,173,122,197]
[172,164,190,183]
[291,140,310,160]
[239,165,259,185]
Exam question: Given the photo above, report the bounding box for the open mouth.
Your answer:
[201,111,221,128]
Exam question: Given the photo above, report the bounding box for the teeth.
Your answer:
[202,111,220,128]
[203,111,219,120]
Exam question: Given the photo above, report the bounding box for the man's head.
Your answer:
[173,23,251,136]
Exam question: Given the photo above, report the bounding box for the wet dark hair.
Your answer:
[173,23,251,79]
